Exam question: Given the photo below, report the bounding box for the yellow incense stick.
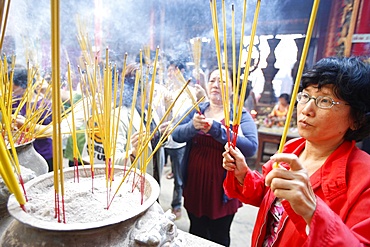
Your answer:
[123,69,141,164]
[112,54,128,158]
[66,63,79,163]
[274,0,321,168]
[210,0,229,126]
[144,47,159,146]
[221,0,230,129]
[231,4,236,109]
[78,73,95,169]
[103,49,112,178]
[174,69,201,113]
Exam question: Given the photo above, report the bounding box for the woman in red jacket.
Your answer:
[222,56,370,246]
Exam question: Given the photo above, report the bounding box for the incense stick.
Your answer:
[66,62,80,180]
[274,0,321,168]
[221,0,231,134]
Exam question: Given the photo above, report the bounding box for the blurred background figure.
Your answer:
[264,93,290,127]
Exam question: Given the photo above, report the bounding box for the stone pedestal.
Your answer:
[291,37,306,95]
[259,38,280,104]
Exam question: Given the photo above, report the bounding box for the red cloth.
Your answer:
[183,132,241,220]
[224,138,370,246]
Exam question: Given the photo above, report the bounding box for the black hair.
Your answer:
[177,63,186,71]
[167,60,176,69]
[301,56,370,141]
[279,93,290,104]
[12,67,28,89]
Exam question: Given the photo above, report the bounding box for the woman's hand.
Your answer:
[159,121,170,136]
[192,113,212,133]
[130,131,146,157]
[13,115,26,129]
[222,145,249,185]
[265,153,316,225]
[194,84,207,101]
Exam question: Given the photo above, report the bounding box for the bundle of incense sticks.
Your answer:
[143,45,151,65]
[76,15,94,67]
[0,55,59,144]
[209,0,261,146]
[0,55,14,134]
[191,37,202,83]
[50,0,66,223]
[0,56,27,211]
[8,62,71,146]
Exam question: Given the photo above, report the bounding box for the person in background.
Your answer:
[172,66,258,246]
[264,93,290,127]
[222,56,370,246]
[244,82,257,113]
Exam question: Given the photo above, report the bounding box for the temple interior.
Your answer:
[0,0,369,246]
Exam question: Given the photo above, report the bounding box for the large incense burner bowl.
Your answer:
[0,165,173,247]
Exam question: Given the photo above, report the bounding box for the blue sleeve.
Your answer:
[236,110,258,157]
[209,110,258,157]
[172,108,199,143]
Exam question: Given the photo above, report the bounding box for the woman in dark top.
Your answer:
[172,67,258,246]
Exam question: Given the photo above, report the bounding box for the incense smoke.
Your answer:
[3,0,314,76]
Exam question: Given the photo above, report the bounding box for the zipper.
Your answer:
[270,213,289,247]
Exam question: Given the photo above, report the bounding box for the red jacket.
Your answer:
[224,138,370,246]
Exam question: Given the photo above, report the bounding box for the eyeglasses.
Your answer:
[296,92,342,109]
